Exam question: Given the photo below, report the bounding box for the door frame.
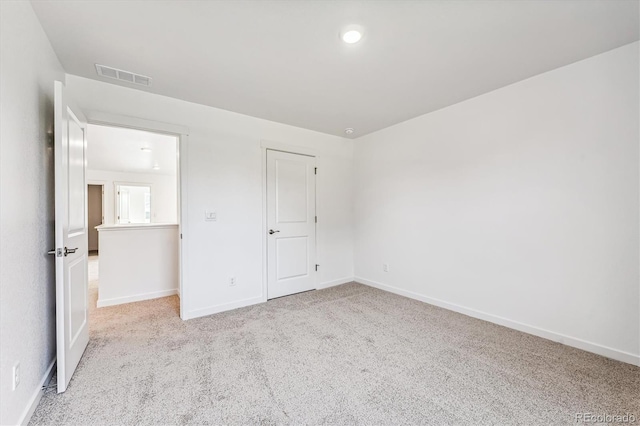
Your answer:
[260,140,319,302]
[85,111,189,319]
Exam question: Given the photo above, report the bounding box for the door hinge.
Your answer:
[180,233,183,239]
[315,264,319,272]
[315,216,317,223]
[314,167,317,175]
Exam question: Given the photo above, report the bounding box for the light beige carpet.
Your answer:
[88,255,99,290]
[30,280,638,425]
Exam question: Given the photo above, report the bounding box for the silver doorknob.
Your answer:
[64,247,78,256]
[269,229,280,235]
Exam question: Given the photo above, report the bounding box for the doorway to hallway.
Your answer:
[86,123,180,311]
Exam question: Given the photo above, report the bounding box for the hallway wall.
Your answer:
[0,2,65,424]
[87,170,178,225]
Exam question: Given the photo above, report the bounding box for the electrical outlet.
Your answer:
[12,362,20,390]
[383,263,389,272]
[229,276,236,286]
[205,210,217,222]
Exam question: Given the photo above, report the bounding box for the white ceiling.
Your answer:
[87,124,177,175]
[32,0,639,138]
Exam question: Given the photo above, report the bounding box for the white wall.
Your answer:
[87,169,178,225]
[97,225,179,307]
[0,2,65,424]
[67,75,355,319]
[354,42,640,365]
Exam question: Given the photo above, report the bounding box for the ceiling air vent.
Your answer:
[95,64,152,87]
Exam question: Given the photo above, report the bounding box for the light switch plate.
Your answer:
[205,210,217,221]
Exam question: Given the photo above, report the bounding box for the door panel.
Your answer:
[267,150,316,299]
[54,80,89,393]
[276,236,309,280]
[276,160,308,223]
[67,255,87,344]
[67,114,86,234]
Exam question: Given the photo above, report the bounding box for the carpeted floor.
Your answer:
[30,264,638,425]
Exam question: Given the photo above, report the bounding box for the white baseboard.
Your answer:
[97,289,178,307]
[183,296,264,320]
[182,278,355,320]
[18,358,56,426]
[355,277,640,367]
[317,276,354,290]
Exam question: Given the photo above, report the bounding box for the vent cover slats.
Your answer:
[95,64,152,87]
[134,75,150,85]
[100,66,117,79]
[117,70,134,82]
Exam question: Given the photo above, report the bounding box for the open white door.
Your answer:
[266,149,317,299]
[53,80,89,393]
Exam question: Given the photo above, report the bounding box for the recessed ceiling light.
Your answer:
[342,30,362,44]
[344,128,355,135]
[140,147,152,152]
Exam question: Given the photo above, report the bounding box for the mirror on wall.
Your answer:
[115,183,151,224]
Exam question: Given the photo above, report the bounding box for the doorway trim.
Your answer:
[85,110,189,319]
[260,139,319,302]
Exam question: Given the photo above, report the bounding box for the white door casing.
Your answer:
[266,150,317,299]
[54,80,89,393]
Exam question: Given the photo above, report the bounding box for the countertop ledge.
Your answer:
[96,223,178,232]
